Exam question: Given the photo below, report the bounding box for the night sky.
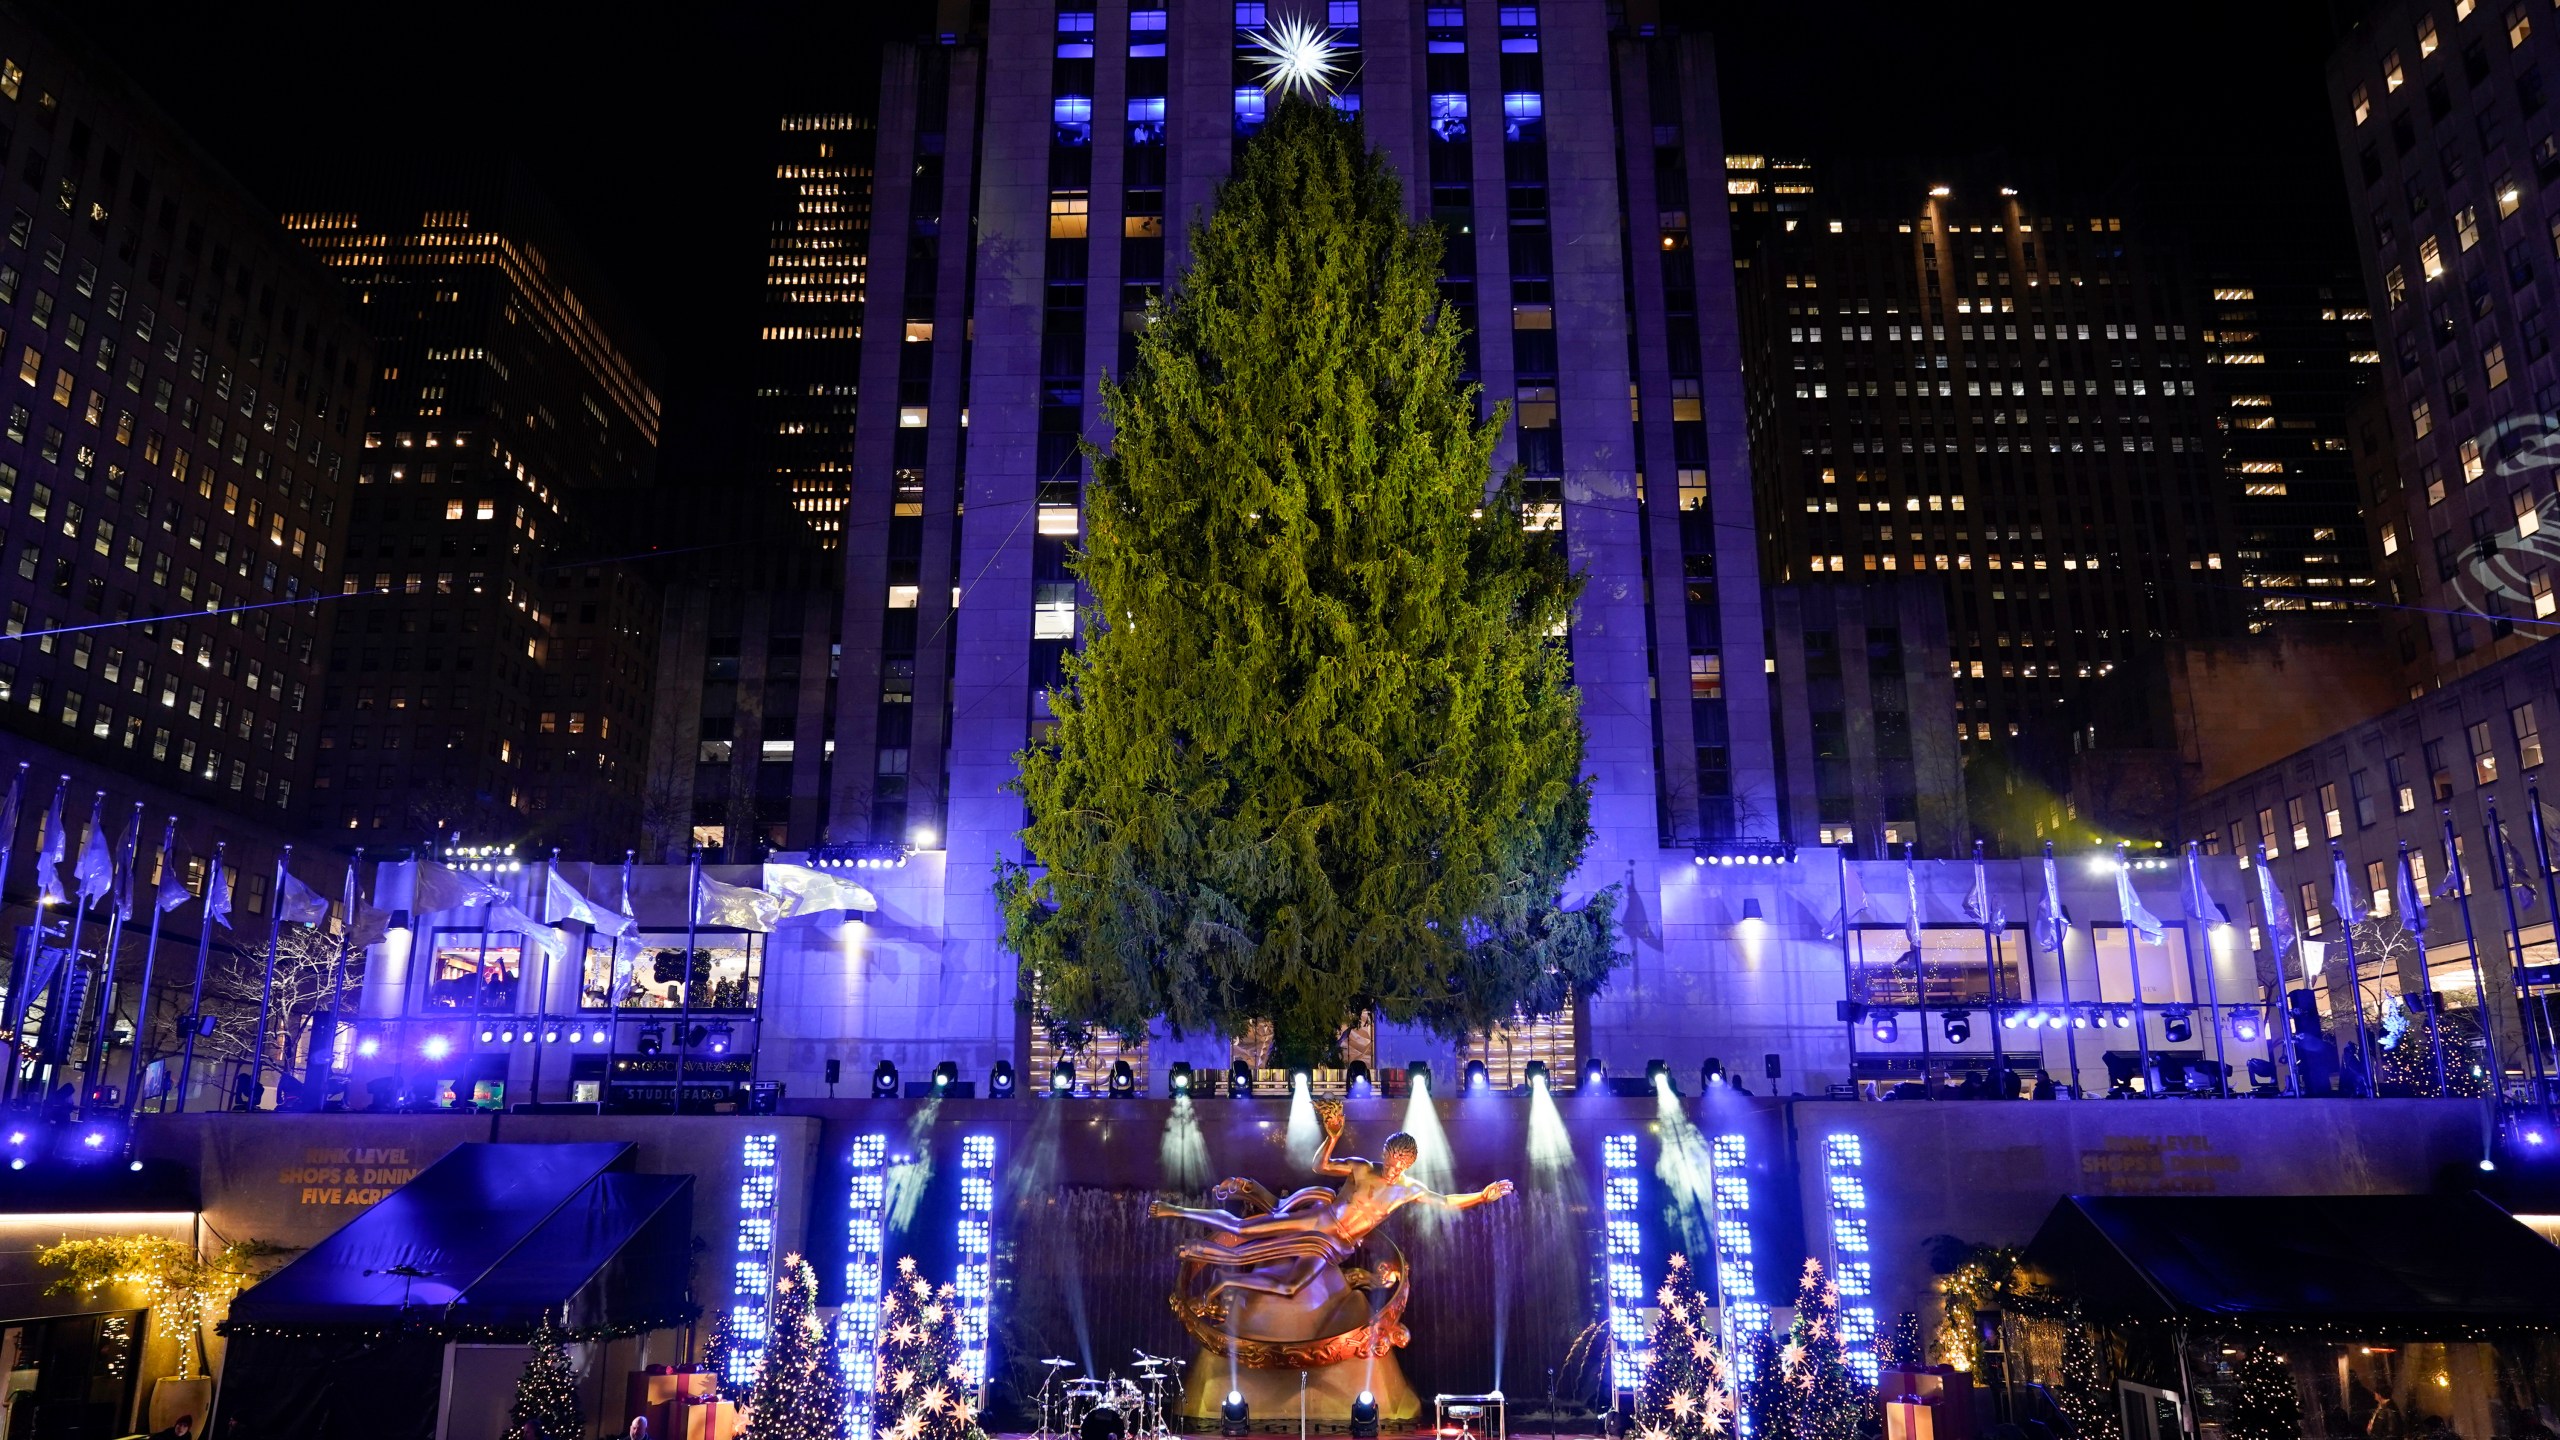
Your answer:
[64,0,2359,479]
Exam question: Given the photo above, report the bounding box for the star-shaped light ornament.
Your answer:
[1247,14,1350,100]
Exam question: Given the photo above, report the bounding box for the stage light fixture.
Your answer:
[1405,1061,1432,1097]
[1941,1010,1972,1045]
[1463,1060,1489,1093]
[1645,1058,1672,1091]
[701,1024,730,1054]
[8,1159,21,1171]
[1352,1390,1380,1439]
[933,1060,960,1093]
[872,1061,901,1098]
[1110,1059,1137,1096]
[1523,1060,1550,1092]
[82,1131,104,1149]
[2001,1010,2024,1030]
[1286,1065,1314,1095]
[1345,1060,1372,1095]
[479,1026,497,1044]
[1583,1057,1606,1091]
[128,1159,143,1172]
[422,1034,454,1061]
[543,1026,562,1045]
[991,1061,1017,1098]
[1701,1057,1725,1092]
[2161,1009,2194,1044]
[1053,1059,1076,1095]
[685,1025,710,1049]
[1168,1062,1194,1096]
[2113,1009,2134,1030]
[2070,1009,2091,1030]
[1230,1059,1256,1096]
[357,1035,380,1059]
[637,1025,666,1056]
[1868,1011,1898,1044]
[1221,1391,1251,1438]
[2230,1006,2262,1042]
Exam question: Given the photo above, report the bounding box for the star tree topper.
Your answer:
[1247,14,1350,100]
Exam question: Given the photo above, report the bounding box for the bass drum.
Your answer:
[1079,1404,1128,1440]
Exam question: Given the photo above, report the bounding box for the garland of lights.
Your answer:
[217,1305,699,1345]
[41,1234,295,1378]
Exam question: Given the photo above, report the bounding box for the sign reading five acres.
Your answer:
[279,1145,423,1207]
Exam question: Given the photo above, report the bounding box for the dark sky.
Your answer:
[61,0,2361,476]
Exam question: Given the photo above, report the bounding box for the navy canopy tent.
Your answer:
[217,1141,693,1440]
[2024,1192,2560,1337]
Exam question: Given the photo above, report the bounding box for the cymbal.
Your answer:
[1042,1358,1078,1367]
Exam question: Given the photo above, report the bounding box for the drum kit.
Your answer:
[1036,1352,1181,1440]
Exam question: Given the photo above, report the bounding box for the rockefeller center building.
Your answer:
[814,0,1784,1077]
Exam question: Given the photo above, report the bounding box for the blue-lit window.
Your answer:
[1427,5,1464,20]
[1054,95,1094,146]
[1131,8,1166,28]
[1329,1,1360,22]
[1129,96,1167,146]
[1236,2,1266,24]
[1056,10,1095,58]
[1430,93,1469,142]
[1331,92,1362,114]
[1503,92,1544,142]
[1234,87,1267,134]
[1131,8,1167,55]
[1499,4,1539,51]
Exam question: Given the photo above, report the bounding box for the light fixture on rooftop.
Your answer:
[1929,185,1952,197]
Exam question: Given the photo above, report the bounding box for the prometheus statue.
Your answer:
[1153,1098,1515,1422]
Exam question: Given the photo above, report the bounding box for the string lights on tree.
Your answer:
[1781,1259,1868,1440]
[869,1257,987,1440]
[2228,1346,2302,1440]
[510,1313,583,1440]
[2056,1316,2120,1440]
[1634,1253,1736,1440]
[38,1233,295,1380]
[740,1253,850,1440]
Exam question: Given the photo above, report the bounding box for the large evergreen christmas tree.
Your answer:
[994,94,1617,1065]
[509,1314,583,1440]
[1739,1332,1797,1440]
[1782,1259,1868,1440]
[2056,1320,2119,1440]
[871,1257,986,1440]
[2227,1347,2300,1440]
[741,1254,849,1440]
[1636,1254,1736,1440]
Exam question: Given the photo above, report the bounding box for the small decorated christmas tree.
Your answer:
[2227,1347,2300,1440]
[1877,1313,1925,1373]
[510,1314,583,1440]
[1635,1253,1736,1440]
[1739,1332,1796,1440]
[1783,1259,1869,1440]
[741,1254,849,1440]
[705,1310,747,1400]
[872,1257,987,1440]
[2055,1320,2118,1440]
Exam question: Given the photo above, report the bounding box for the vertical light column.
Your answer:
[955,1133,996,1398]
[1602,1132,1644,1395]
[1708,1130,1766,1413]
[1820,1133,1878,1386]
[732,1131,781,1388]
[842,1134,891,1440]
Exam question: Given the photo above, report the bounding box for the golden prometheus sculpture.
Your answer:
[1151,1098,1515,1421]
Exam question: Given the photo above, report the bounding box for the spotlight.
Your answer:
[2161,1009,2194,1044]
[479,1027,497,1044]
[498,1028,516,1044]
[422,1035,453,1062]
[991,1061,1017,1098]
[1463,1060,1489,1093]
[637,1024,666,1056]
[873,1061,901,1098]
[2000,1010,2024,1030]
[2111,1009,2133,1030]
[1230,1059,1255,1096]
[2071,1009,2092,1030]
[1522,1060,1550,1093]
[1942,1011,1972,1045]
[8,1159,20,1171]
[933,1060,960,1093]
[1869,1010,1899,1044]
[82,1131,103,1149]
[128,1159,143,1173]
[1405,1061,1432,1097]
[1221,1391,1251,1438]
[357,1035,380,1059]
[2231,1006,2262,1042]
[1286,1065,1313,1095]
[566,1029,584,1044]
[1646,1058,1672,1091]
[1110,1059,1137,1096]
[1168,1062,1194,1096]
[1345,1060,1372,1095]
[6,1132,22,1146]
[1053,1059,1075,1094]
[1701,1057,1725,1091]
[1583,1057,1606,1091]
[543,1026,561,1044]
[708,1024,734,1055]
[1352,1389,1381,1439]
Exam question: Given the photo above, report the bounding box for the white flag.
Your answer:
[545,867,634,936]
[2116,847,2165,945]
[762,862,880,919]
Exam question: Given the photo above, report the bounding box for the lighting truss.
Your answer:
[1602,1132,1644,1395]
[954,1133,996,1399]
[1709,1130,1767,1429]
[731,1132,781,1388]
[842,1134,890,1440]
[1820,1133,1879,1386]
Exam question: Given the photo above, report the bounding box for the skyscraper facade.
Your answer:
[281,175,664,852]
[1738,190,2238,791]
[827,0,1780,1070]
[2327,0,2560,688]
[757,113,873,545]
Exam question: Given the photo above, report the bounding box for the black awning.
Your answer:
[2024,1193,2560,1338]
[225,1140,692,1338]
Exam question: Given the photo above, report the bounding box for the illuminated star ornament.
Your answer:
[1247,14,1349,99]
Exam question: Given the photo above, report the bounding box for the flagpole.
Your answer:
[122,819,178,1116]
[174,844,222,1116]
[320,851,359,1112]
[50,791,103,1109]
[604,850,634,1112]
[529,848,560,1107]
[0,770,58,1111]
[2256,844,2309,1097]
[2328,841,2378,1093]
[248,846,292,1112]
[2400,841,2449,1097]
[2117,844,2156,1096]
[2525,785,2560,1108]
[2445,812,2506,1100]
[2183,844,2227,1095]
[2045,843,2081,1096]
[1976,843,2007,1095]
[0,761,27,1108]
[1905,846,1933,1096]
[80,800,143,1108]
[2486,801,2554,1105]
[677,847,700,1114]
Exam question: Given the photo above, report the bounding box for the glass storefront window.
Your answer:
[580,931,762,1012]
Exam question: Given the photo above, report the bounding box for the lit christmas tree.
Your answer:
[1635,1253,1736,1440]
[1782,1259,1869,1440]
[510,1314,584,1440]
[870,1257,987,1440]
[1876,1313,1925,1373]
[2227,1347,2300,1440]
[2055,1319,2119,1440]
[705,1310,747,1402]
[741,1254,850,1440]
[1739,1332,1797,1440]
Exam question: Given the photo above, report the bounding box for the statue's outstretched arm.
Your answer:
[1313,1100,1353,1177]
[1149,1199,1247,1231]
[1423,1178,1517,1210]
